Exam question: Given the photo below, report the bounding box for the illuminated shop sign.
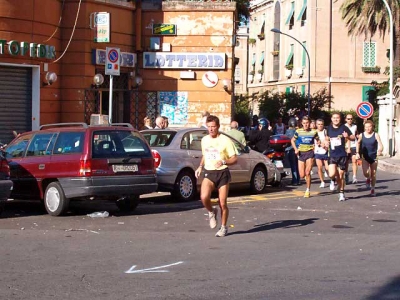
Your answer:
[0,40,56,59]
[152,24,176,35]
[143,52,226,69]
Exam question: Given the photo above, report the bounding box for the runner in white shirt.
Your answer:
[345,114,359,184]
[314,119,329,188]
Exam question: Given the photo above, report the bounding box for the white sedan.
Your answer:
[141,128,281,201]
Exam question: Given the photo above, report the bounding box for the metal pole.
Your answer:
[271,28,311,116]
[109,75,113,124]
[382,0,393,156]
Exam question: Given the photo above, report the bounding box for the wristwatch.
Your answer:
[222,160,226,165]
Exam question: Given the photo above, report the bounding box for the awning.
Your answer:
[285,45,294,66]
[285,2,295,25]
[297,0,307,21]
[259,51,265,64]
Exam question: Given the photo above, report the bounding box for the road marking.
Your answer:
[125,261,184,274]
[211,190,320,204]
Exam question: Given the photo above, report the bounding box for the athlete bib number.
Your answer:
[205,148,221,161]
[330,137,341,150]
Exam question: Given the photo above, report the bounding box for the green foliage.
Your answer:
[233,94,252,127]
[257,88,333,122]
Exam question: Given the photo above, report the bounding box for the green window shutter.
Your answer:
[363,42,376,67]
[301,85,306,96]
[260,51,265,64]
[297,0,307,21]
[285,2,295,25]
[286,44,294,66]
[302,41,307,67]
[362,86,375,102]
[252,53,256,66]
[286,87,291,94]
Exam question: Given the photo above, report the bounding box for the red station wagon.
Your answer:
[4,123,157,216]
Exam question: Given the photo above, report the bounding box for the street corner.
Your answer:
[378,157,400,174]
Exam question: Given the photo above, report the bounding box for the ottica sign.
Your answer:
[0,40,56,59]
[143,52,226,69]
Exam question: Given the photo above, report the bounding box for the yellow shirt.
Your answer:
[201,134,238,170]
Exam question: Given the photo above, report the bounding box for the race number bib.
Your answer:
[205,148,221,161]
[330,137,341,150]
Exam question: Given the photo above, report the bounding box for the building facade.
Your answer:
[0,0,236,143]
[244,0,390,115]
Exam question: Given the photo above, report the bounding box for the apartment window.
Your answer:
[259,51,265,73]
[285,86,294,94]
[301,85,306,96]
[285,2,295,30]
[252,53,256,66]
[286,44,294,67]
[363,42,376,67]
[298,0,307,26]
[302,41,307,68]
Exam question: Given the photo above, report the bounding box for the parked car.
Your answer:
[0,146,13,215]
[4,123,157,216]
[141,128,281,202]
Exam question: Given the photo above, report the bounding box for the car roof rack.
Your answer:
[39,122,89,130]
[110,123,134,128]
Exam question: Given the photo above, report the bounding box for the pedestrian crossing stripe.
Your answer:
[211,190,321,204]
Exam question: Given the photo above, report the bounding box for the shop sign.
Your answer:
[143,52,226,69]
[152,24,176,35]
[0,40,56,59]
[94,12,110,43]
[92,49,136,67]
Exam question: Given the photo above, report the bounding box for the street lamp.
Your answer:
[382,0,394,156]
[271,28,311,117]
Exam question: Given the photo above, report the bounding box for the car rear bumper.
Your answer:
[0,180,13,201]
[59,175,158,199]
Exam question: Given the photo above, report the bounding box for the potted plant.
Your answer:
[362,66,381,73]
[248,70,255,82]
[257,33,265,40]
[271,50,279,56]
[256,69,263,81]
[248,38,256,46]
[285,64,294,70]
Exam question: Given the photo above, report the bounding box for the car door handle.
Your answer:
[191,155,200,158]
[39,164,45,170]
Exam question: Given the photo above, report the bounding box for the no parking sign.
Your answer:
[356,102,374,119]
[105,47,120,76]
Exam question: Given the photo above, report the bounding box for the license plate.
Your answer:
[274,160,284,168]
[112,164,138,172]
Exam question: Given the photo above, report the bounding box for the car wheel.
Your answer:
[44,182,70,216]
[116,195,139,212]
[250,166,267,193]
[172,170,196,202]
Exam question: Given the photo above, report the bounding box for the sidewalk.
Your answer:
[378,156,400,174]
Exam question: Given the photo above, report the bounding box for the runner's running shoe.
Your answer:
[209,207,218,229]
[215,226,228,237]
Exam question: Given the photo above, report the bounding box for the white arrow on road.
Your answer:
[125,261,184,274]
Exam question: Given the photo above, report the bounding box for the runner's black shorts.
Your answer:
[298,150,315,162]
[204,168,231,189]
[328,156,347,170]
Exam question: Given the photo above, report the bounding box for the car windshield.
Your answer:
[141,131,177,147]
[92,130,151,158]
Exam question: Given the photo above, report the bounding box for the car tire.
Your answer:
[44,182,70,216]
[250,166,267,194]
[172,170,196,202]
[116,195,139,212]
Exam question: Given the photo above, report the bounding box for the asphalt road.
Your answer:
[0,169,399,300]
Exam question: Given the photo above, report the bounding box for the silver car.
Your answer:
[141,128,281,201]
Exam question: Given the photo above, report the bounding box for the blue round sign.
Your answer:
[108,49,118,63]
[356,102,374,119]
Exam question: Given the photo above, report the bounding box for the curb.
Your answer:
[378,159,400,174]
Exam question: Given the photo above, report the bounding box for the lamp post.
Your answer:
[382,0,394,156]
[271,28,311,116]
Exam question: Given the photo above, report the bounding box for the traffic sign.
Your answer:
[356,102,374,119]
[105,47,120,76]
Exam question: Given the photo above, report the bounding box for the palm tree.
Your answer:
[339,0,400,66]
